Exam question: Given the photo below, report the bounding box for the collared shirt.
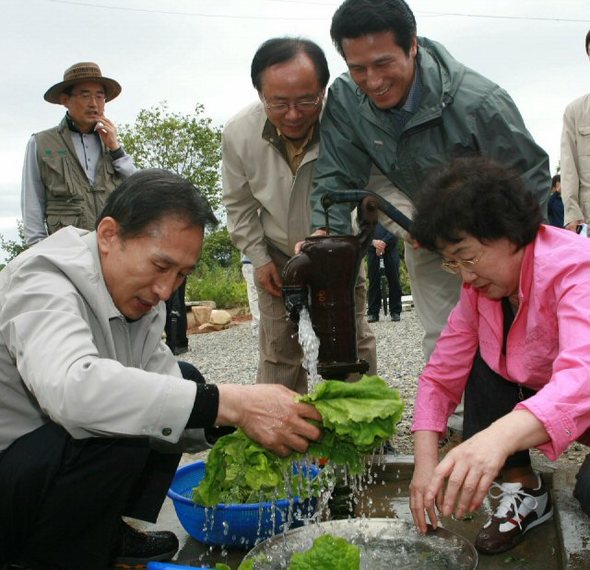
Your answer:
[388,66,423,136]
[64,113,104,184]
[262,120,319,175]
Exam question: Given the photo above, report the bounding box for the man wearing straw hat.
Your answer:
[21,62,136,246]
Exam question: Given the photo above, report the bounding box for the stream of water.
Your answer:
[296,306,321,392]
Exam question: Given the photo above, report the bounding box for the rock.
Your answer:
[210,309,232,326]
[192,305,212,326]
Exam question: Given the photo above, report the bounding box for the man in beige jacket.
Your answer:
[222,37,376,394]
[561,30,590,232]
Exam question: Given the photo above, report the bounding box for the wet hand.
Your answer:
[217,384,322,456]
[410,432,442,534]
[427,434,505,520]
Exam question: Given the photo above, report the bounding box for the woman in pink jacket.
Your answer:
[409,156,590,555]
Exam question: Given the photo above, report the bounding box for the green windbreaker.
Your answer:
[310,37,550,235]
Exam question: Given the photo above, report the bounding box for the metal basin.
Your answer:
[241,518,478,569]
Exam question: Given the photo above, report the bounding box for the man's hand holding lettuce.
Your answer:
[193,375,404,507]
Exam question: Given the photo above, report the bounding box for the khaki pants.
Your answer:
[404,244,461,359]
[255,246,377,394]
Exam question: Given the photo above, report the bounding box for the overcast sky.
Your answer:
[1,0,589,259]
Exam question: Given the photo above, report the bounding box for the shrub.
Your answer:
[186,265,247,309]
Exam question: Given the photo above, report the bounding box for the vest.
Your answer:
[34,117,123,234]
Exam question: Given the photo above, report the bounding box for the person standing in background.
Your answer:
[366,223,403,322]
[21,62,137,246]
[222,37,376,393]
[241,253,261,337]
[547,174,564,228]
[560,30,590,232]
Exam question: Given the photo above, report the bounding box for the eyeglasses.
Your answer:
[440,250,484,274]
[70,91,106,102]
[262,94,322,114]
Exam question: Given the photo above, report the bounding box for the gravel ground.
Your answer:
[179,309,587,469]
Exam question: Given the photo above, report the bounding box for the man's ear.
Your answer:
[59,92,70,109]
[410,36,418,59]
[96,217,120,254]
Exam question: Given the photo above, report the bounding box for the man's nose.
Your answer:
[284,104,303,119]
[366,67,384,90]
[153,275,177,302]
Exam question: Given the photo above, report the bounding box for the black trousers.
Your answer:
[463,352,590,514]
[366,245,402,317]
[463,352,535,470]
[165,279,188,351]
[0,362,204,570]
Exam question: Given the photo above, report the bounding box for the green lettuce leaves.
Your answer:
[289,534,360,570]
[299,375,404,474]
[193,375,404,507]
[192,428,318,506]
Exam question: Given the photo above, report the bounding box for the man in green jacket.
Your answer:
[309,0,549,430]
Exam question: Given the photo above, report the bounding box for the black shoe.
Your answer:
[111,521,179,568]
[367,314,379,323]
[173,345,189,355]
[391,313,401,322]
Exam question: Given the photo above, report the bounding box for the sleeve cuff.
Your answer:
[109,147,125,160]
[186,383,220,428]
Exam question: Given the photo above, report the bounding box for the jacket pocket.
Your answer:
[41,155,78,197]
[578,126,590,156]
[46,214,81,235]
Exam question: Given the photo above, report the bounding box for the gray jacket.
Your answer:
[311,37,550,234]
[0,227,203,452]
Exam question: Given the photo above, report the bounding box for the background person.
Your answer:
[560,30,590,232]
[222,37,376,393]
[21,62,137,246]
[241,253,261,337]
[308,0,549,432]
[366,222,402,322]
[0,169,321,570]
[547,174,564,228]
[408,157,590,555]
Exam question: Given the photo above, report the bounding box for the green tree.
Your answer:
[119,102,223,210]
[0,220,28,268]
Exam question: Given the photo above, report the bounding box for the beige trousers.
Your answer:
[255,246,377,394]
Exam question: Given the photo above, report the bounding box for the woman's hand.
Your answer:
[427,410,549,519]
[429,432,506,520]
[410,431,442,533]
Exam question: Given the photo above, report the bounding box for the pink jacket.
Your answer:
[412,225,590,460]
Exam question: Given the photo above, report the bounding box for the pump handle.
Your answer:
[321,190,412,233]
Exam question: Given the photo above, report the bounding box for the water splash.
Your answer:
[297,307,321,391]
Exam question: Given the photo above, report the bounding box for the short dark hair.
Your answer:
[250,37,330,91]
[97,169,218,240]
[586,29,590,55]
[551,174,561,188]
[330,0,417,58]
[411,157,542,252]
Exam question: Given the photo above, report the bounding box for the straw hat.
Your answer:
[44,62,121,104]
